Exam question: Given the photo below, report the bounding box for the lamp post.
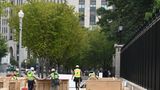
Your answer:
[118,26,123,44]
[18,10,24,76]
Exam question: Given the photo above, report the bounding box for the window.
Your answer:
[5,36,7,40]
[90,15,96,25]
[90,0,96,5]
[90,7,96,12]
[79,0,85,26]
[90,7,96,15]
[79,8,84,13]
[101,0,107,9]
[79,7,85,26]
[79,0,85,5]
[101,0,107,5]
[90,6,96,25]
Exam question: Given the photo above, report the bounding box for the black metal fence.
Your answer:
[121,17,160,90]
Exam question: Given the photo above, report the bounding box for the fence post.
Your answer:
[114,44,123,78]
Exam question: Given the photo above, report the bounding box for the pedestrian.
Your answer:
[48,68,60,90]
[27,67,37,90]
[103,68,108,77]
[72,65,82,90]
[108,70,111,77]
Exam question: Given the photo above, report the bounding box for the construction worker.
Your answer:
[27,67,37,90]
[11,73,18,80]
[72,65,82,90]
[15,68,20,77]
[48,68,59,90]
[11,68,19,80]
[88,71,98,80]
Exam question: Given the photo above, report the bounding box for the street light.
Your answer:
[118,26,123,44]
[18,10,24,76]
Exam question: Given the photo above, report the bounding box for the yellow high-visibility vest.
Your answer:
[51,72,59,79]
[27,71,35,80]
[11,76,17,80]
[74,68,81,78]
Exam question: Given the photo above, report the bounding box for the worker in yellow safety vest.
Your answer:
[48,68,59,90]
[27,67,37,90]
[88,71,98,80]
[72,65,82,90]
[11,74,18,80]
[11,68,19,80]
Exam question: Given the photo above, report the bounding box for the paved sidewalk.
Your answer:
[59,74,86,90]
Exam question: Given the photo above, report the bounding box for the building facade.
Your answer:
[67,0,107,28]
[0,0,28,64]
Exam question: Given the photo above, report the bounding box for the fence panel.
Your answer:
[121,18,160,90]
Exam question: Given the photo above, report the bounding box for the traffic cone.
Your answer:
[22,87,28,90]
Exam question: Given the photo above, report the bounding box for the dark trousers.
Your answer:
[51,79,59,90]
[28,80,34,90]
[74,77,81,90]
[75,81,80,90]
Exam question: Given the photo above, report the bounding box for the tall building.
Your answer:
[67,0,107,28]
[0,0,107,64]
[0,0,28,64]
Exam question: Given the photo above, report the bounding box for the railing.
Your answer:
[120,12,160,90]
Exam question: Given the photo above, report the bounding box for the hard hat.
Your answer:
[30,67,34,71]
[51,68,55,72]
[26,69,29,72]
[16,68,19,71]
[76,65,79,68]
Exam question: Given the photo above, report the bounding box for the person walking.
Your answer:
[27,67,37,90]
[72,65,82,90]
[48,68,60,90]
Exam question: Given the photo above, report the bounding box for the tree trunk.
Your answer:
[45,58,50,77]
[39,57,44,78]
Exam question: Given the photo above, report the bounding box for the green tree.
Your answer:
[0,36,7,63]
[0,0,11,14]
[10,2,87,75]
[97,0,154,43]
[83,28,114,69]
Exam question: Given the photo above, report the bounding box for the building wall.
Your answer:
[0,0,28,64]
[67,0,107,28]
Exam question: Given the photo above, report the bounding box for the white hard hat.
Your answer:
[26,69,29,72]
[30,67,34,70]
[16,68,19,71]
[51,68,55,72]
[76,65,79,68]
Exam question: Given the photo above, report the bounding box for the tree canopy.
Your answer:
[97,0,154,43]
[0,35,7,62]
[0,0,11,15]
[10,2,88,70]
[84,28,114,69]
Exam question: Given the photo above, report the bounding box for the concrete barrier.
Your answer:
[0,77,69,90]
[86,78,122,90]
[121,78,147,90]
[9,81,20,90]
[0,81,3,88]
[0,77,26,90]
[36,79,69,90]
